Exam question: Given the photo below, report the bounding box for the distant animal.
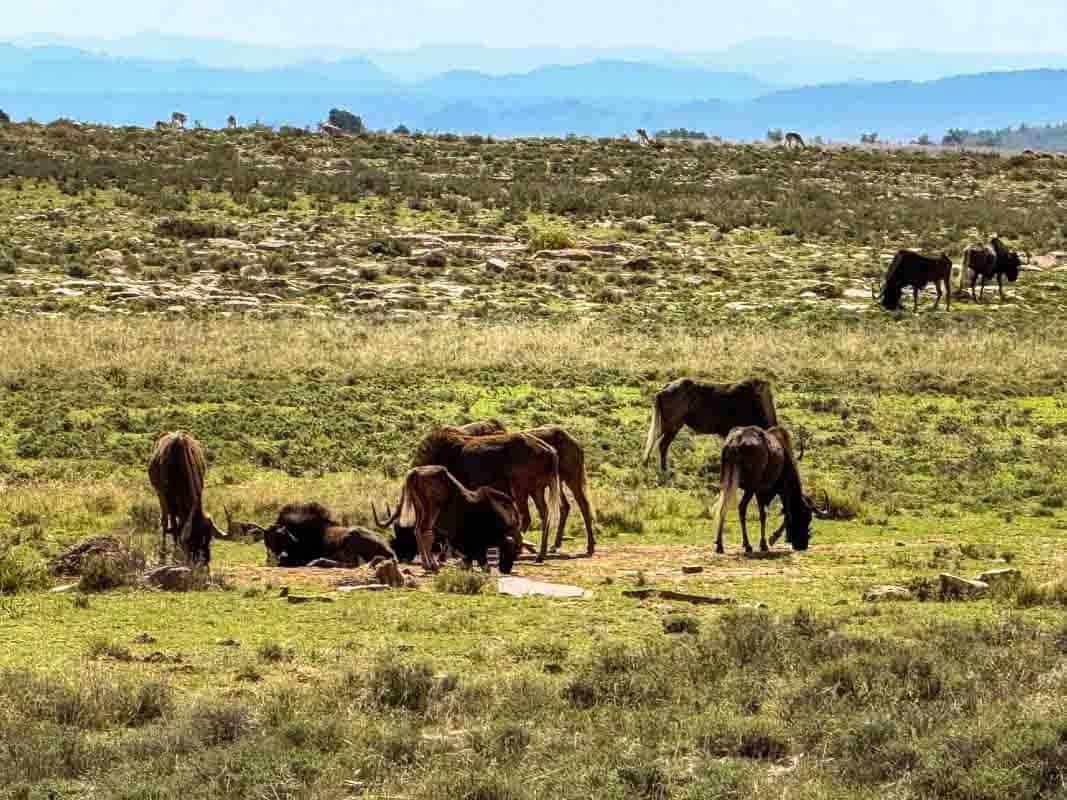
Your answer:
[784,132,805,148]
[709,426,816,554]
[319,122,345,138]
[643,378,779,472]
[445,419,596,556]
[147,432,226,565]
[408,428,562,562]
[374,466,522,573]
[154,121,170,132]
[959,237,1024,302]
[636,128,665,150]
[262,502,395,567]
[226,115,238,130]
[170,112,187,130]
[878,249,953,312]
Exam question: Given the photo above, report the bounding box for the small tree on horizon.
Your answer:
[766,128,784,143]
[328,108,365,134]
[0,109,9,125]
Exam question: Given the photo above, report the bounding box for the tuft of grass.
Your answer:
[433,565,488,595]
[0,546,48,594]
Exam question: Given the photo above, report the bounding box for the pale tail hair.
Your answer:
[398,481,416,528]
[642,398,663,465]
[710,463,740,531]
[545,454,562,537]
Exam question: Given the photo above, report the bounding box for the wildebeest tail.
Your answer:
[546,450,562,538]
[398,479,416,528]
[959,249,973,292]
[710,461,739,528]
[755,381,779,428]
[642,393,664,465]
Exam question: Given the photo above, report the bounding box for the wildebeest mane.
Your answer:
[411,427,468,468]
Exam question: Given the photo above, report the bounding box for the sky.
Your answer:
[5,0,1067,53]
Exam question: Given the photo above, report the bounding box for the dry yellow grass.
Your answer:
[1,318,1062,392]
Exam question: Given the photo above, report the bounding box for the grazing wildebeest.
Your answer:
[784,132,805,148]
[409,428,562,562]
[878,250,954,312]
[262,502,395,567]
[375,466,522,573]
[148,432,226,565]
[642,378,779,472]
[709,426,815,554]
[959,237,1024,302]
[438,420,596,555]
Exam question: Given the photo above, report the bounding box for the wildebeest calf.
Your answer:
[879,249,953,312]
[960,237,1023,302]
[375,466,522,573]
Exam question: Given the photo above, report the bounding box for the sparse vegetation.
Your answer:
[1,120,1067,798]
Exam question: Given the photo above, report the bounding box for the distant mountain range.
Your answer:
[2,41,1067,141]
[13,32,1067,85]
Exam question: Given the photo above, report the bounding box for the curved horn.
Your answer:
[372,501,400,529]
[811,489,834,520]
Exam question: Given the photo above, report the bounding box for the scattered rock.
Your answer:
[976,568,1021,585]
[533,248,595,261]
[215,638,241,647]
[305,558,342,569]
[624,588,735,605]
[96,249,124,264]
[484,257,509,273]
[144,566,194,592]
[257,239,289,251]
[681,565,704,575]
[50,583,79,593]
[336,584,390,592]
[375,560,405,588]
[939,573,989,598]
[284,594,336,604]
[132,632,157,644]
[48,535,135,576]
[862,585,913,602]
[498,576,593,599]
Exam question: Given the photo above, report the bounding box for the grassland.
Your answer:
[2,121,1067,800]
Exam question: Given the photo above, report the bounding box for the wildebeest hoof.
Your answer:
[715,546,724,555]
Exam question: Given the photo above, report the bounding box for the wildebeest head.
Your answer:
[263,523,299,563]
[1002,250,1022,282]
[786,500,813,551]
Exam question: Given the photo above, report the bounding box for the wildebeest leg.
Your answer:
[550,490,570,552]
[529,491,552,563]
[715,504,727,554]
[738,490,754,554]
[658,426,680,472]
[768,519,786,547]
[944,278,950,311]
[979,276,986,302]
[416,510,440,572]
[933,281,942,310]
[569,483,596,556]
[912,286,919,312]
[998,274,1005,302]
[758,502,769,552]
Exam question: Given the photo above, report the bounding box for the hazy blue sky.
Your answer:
[6,0,1067,53]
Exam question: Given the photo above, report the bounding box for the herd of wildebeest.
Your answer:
[148,376,826,575]
[145,234,1028,576]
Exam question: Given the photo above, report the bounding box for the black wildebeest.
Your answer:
[878,249,953,312]
[960,237,1024,302]
[262,502,395,567]
[709,426,816,554]
[643,378,778,472]
[408,428,562,562]
[148,432,226,565]
[375,466,523,573]
[443,420,596,556]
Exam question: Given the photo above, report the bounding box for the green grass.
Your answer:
[2,124,1067,798]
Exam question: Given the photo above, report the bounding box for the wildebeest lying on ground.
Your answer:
[442,419,596,556]
[709,426,816,554]
[263,502,396,567]
[375,466,522,572]
[643,378,778,472]
[878,249,953,312]
[960,237,1024,302]
[409,428,562,562]
[148,431,226,565]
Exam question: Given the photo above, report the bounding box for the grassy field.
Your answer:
[2,122,1067,799]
